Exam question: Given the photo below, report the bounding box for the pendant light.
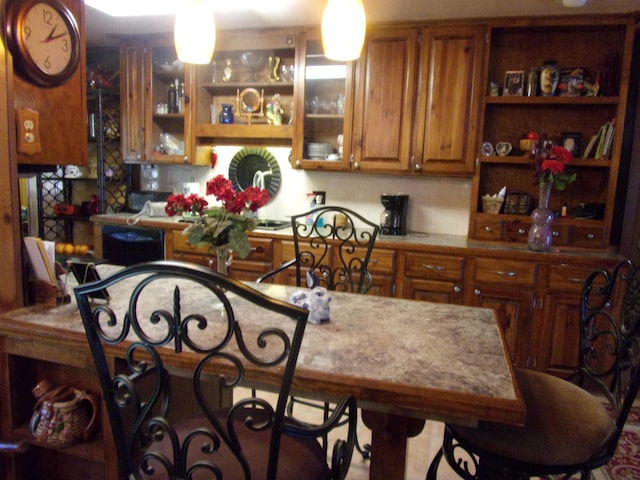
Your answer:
[321,0,366,61]
[174,0,216,65]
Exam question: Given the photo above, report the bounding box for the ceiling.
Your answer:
[85,0,640,47]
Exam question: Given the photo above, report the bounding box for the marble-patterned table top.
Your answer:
[1,264,525,426]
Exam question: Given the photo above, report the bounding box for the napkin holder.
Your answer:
[27,279,70,307]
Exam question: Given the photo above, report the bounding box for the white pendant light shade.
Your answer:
[174,1,216,65]
[322,0,366,61]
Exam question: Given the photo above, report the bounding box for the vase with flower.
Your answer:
[528,138,577,251]
[164,175,270,274]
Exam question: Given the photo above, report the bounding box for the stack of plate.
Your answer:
[307,142,333,160]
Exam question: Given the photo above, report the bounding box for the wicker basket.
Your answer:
[481,195,504,214]
[504,191,531,215]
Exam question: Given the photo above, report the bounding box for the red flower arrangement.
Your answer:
[165,175,269,258]
[531,137,577,191]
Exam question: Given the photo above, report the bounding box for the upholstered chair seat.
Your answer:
[449,368,614,466]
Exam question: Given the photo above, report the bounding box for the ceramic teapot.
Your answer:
[30,379,99,448]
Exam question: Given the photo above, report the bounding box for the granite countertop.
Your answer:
[1,264,524,425]
[92,212,621,260]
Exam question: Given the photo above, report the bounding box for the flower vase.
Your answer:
[527,182,554,251]
[214,248,233,275]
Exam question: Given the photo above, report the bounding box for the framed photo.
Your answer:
[561,132,582,157]
[503,70,525,96]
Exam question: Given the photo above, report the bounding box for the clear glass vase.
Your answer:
[213,248,233,275]
[527,182,554,251]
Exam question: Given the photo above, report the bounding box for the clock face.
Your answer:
[21,2,74,76]
[5,0,80,86]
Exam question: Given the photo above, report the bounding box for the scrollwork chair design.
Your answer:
[426,259,640,480]
[257,206,379,294]
[75,260,356,480]
[257,206,378,460]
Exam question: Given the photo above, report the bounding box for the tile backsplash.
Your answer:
[141,146,472,236]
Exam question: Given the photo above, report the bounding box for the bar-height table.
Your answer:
[0,268,525,480]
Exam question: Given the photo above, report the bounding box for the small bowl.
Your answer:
[496,142,512,156]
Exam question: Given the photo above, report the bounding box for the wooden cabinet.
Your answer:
[359,248,396,297]
[167,230,272,281]
[291,31,355,171]
[466,257,537,367]
[469,16,636,249]
[399,251,465,304]
[413,25,484,175]
[120,36,201,165]
[191,29,297,163]
[12,0,87,167]
[350,27,418,173]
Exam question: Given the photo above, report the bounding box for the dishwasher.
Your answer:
[101,224,165,266]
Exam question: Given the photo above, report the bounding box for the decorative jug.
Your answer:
[30,379,99,448]
[219,104,234,124]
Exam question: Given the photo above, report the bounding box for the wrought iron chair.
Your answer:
[75,260,357,480]
[426,259,640,480]
[257,206,379,460]
[257,206,379,294]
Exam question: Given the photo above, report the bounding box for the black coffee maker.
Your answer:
[380,194,409,235]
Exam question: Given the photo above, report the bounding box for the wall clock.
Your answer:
[5,0,81,87]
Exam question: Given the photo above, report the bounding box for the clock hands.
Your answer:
[42,24,67,43]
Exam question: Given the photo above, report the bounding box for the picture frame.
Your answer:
[503,70,525,96]
[561,132,582,157]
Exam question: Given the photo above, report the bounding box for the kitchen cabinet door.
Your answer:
[413,25,484,175]
[120,39,145,162]
[350,27,419,173]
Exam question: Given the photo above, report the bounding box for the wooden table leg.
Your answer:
[361,409,425,480]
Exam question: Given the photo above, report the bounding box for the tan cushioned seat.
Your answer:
[450,368,614,466]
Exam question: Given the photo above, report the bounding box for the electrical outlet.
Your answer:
[16,108,42,155]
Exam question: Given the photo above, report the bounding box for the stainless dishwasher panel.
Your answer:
[101,225,165,266]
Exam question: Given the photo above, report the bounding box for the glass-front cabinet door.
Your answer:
[292,34,354,170]
[145,42,192,164]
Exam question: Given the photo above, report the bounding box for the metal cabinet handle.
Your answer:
[568,277,585,284]
[552,230,560,237]
[453,285,461,293]
[495,270,517,277]
[484,226,493,233]
[518,228,526,235]
[370,259,378,265]
[295,160,301,167]
[183,156,189,163]
[353,162,360,169]
[422,264,445,271]
[586,233,595,240]
[414,162,422,171]
[474,288,481,296]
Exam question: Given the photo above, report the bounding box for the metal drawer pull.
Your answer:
[518,228,526,235]
[495,270,517,277]
[370,259,378,265]
[423,264,445,271]
[552,230,559,237]
[586,233,595,240]
[568,277,585,284]
[453,286,461,293]
[484,226,493,233]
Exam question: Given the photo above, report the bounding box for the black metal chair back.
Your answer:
[75,260,356,480]
[426,259,640,479]
[577,259,640,463]
[258,206,379,294]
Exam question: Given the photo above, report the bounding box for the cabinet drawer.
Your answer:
[172,230,208,254]
[245,237,273,261]
[360,248,395,274]
[473,258,536,287]
[472,219,503,241]
[172,232,272,261]
[547,263,597,292]
[570,226,606,249]
[551,224,571,246]
[404,253,464,281]
[504,219,530,243]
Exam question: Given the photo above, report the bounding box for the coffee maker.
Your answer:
[380,194,409,235]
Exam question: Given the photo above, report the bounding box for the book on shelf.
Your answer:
[593,118,615,160]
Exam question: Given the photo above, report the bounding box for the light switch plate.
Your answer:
[16,108,42,155]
